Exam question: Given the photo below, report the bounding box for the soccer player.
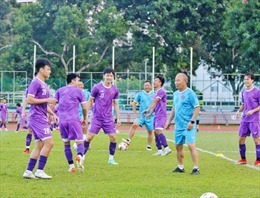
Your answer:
[165,73,200,174]
[84,67,121,165]
[54,73,88,172]
[77,80,90,140]
[235,73,260,166]
[143,74,171,156]
[122,80,155,151]
[23,58,58,179]
[21,90,33,153]
[0,98,8,131]
[14,103,24,133]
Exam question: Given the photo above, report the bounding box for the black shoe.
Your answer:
[190,168,200,175]
[172,167,185,173]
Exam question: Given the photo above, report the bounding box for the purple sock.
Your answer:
[256,144,260,161]
[109,142,117,155]
[65,145,73,164]
[84,141,90,154]
[37,155,48,170]
[239,144,246,159]
[26,134,32,147]
[158,133,168,148]
[0,123,2,127]
[16,123,20,131]
[155,136,162,150]
[77,143,84,156]
[27,158,37,171]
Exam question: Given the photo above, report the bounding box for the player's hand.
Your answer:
[235,111,240,118]
[21,112,26,119]
[164,122,171,130]
[116,119,121,127]
[246,110,254,116]
[187,122,193,130]
[47,98,57,104]
[53,114,59,124]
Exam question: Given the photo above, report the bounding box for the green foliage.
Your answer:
[0,129,259,197]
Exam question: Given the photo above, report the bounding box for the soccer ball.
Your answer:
[72,142,77,151]
[118,142,128,151]
[200,192,218,198]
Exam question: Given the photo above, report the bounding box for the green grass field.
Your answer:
[0,129,259,198]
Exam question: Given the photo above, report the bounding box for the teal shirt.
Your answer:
[78,89,90,117]
[173,88,199,130]
[134,91,155,116]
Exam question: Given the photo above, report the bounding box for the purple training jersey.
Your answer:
[27,77,50,120]
[0,103,8,119]
[91,82,119,119]
[55,85,86,121]
[241,87,260,123]
[154,88,167,118]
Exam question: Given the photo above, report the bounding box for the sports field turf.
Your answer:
[0,128,259,197]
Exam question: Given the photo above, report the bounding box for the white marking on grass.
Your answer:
[139,134,259,171]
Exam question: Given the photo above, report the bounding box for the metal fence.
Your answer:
[0,71,259,118]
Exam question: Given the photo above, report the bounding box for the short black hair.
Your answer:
[67,73,80,84]
[155,74,165,86]
[103,67,115,77]
[144,80,151,84]
[245,73,254,80]
[35,58,51,73]
[16,103,21,107]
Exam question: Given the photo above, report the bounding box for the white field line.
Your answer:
[139,134,260,171]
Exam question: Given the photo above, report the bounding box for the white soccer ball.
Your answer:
[200,192,218,198]
[72,142,77,151]
[118,142,128,151]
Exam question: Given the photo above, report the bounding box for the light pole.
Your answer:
[144,58,149,81]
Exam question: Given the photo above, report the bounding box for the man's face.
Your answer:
[174,74,186,90]
[103,72,114,84]
[77,81,84,89]
[244,75,254,88]
[153,78,161,89]
[40,65,51,79]
[144,82,152,92]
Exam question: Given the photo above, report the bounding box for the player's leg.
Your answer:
[172,131,185,173]
[24,129,33,153]
[122,120,139,146]
[146,130,153,151]
[145,116,154,151]
[23,140,43,179]
[84,118,100,155]
[34,136,54,179]
[15,121,20,133]
[251,122,260,166]
[107,132,118,165]
[172,144,185,173]
[236,122,249,164]
[153,131,163,155]
[155,128,171,156]
[103,118,118,165]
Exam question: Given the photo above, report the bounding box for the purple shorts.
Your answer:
[1,114,6,122]
[59,120,83,142]
[29,118,52,141]
[154,116,167,130]
[239,121,260,138]
[88,117,115,134]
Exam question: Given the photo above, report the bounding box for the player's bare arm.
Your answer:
[187,106,200,130]
[165,108,175,130]
[114,99,121,126]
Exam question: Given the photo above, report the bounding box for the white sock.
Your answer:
[69,164,75,169]
[193,166,199,169]
[109,155,114,160]
[178,165,184,169]
[83,134,86,140]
